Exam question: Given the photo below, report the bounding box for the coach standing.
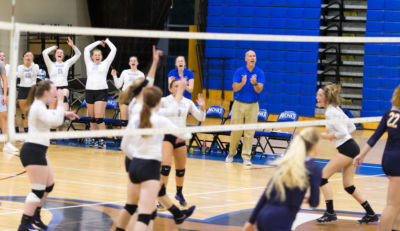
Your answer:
[225,50,264,166]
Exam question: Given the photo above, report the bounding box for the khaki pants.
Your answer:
[228,101,259,161]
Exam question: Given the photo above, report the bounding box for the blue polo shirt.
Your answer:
[168,68,194,100]
[233,66,265,103]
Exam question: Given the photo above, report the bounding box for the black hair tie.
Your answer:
[133,79,149,97]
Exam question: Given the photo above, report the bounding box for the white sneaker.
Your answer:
[3,142,19,154]
[243,159,252,166]
[225,155,233,163]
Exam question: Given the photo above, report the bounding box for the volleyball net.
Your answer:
[0,21,392,142]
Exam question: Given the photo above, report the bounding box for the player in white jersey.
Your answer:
[0,51,10,76]
[160,78,205,207]
[84,38,117,148]
[112,56,145,128]
[42,37,81,113]
[17,51,40,133]
[17,81,78,231]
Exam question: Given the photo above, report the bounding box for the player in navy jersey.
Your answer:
[354,85,400,231]
[243,128,321,231]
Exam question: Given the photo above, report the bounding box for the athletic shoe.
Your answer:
[97,139,106,149]
[3,142,19,154]
[88,139,96,147]
[243,159,252,166]
[357,214,379,224]
[50,139,57,145]
[316,212,338,223]
[18,224,40,231]
[157,202,166,211]
[175,194,187,207]
[225,155,233,163]
[174,205,195,225]
[32,215,48,230]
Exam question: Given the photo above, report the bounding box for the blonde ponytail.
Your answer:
[266,128,320,201]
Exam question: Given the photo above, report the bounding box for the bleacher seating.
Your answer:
[205,0,321,117]
[363,0,400,116]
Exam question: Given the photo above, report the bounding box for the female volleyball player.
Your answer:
[17,81,78,231]
[354,85,400,231]
[111,56,144,128]
[243,127,321,231]
[42,37,81,112]
[17,51,40,133]
[0,51,19,153]
[84,38,116,148]
[315,83,378,224]
[167,56,194,100]
[160,78,205,207]
[120,86,191,231]
[115,46,195,231]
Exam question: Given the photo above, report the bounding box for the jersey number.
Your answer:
[387,112,400,128]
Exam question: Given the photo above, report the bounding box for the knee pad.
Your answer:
[151,209,157,220]
[63,96,68,103]
[160,165,171,176]
[137,214,152,225]
[121,120,128,127]
[176,169,185,177]
[158,184,166,197]
[124,204,137,215]
[90,117,96,123]
[45,184,54,193]
[320,178,328,187]
[21,114,25,120]
[26,184,46,203]
[95,118,104,124]
[344,185,356,195]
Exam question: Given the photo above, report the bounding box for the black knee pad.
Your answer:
[32,189,45,199]
[320,178,328,186]
[63,96,68,103]
[137,214,152,225]
[95,118,104,124]
[124,204,137,215]
[344,185,356,195]
[176,169,185,177]
[160,165,171,176]
[158,184,166,197]
[21,114,25,120]
[45,184,54,193]
[151,209,157,220]
[121,120,128,127]
[90,117,96,123]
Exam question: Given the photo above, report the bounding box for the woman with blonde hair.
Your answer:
[315,83,378,223]
[242,127,321,231]
[354,84,400,231]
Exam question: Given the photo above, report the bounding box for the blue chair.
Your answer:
[253,109,270,156]
[104,98,122,129]
[262,111,299,155]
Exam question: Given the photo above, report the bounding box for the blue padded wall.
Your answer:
[205,0,321,117]
[363,0,400,117]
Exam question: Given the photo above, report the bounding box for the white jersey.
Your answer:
[114,69,145,90]
[17,63,40,88]
[84,39,117,90]
[121,112,190,161]
[161,94,205,136]
[26,100,64,146]
[4,64,9,77]
[43,46,81,87]
[325,104,356,147]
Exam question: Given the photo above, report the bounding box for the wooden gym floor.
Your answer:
[0,128,397,231]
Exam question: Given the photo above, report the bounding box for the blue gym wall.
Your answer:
[204,0,321,117]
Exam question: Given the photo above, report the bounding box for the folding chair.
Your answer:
[252,109,269,156]
[261,111,299,157]
[187,105,225,154]
[104,98,121,129]
[68,100,90,131]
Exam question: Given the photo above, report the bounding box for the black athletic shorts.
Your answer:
[57,86,69,103]
[17,87,31,100]
[129,158,161,184]
[85,89,108,104]
[125,156,131,172]
[337,138,360,159]
[20,142,48,167]
[163,134,186,149]
[382,151,400,176]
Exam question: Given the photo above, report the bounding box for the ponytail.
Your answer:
[139,86,163,138]
[118,77,148,105]
[266,128,320,201]
[25,81,53,116]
